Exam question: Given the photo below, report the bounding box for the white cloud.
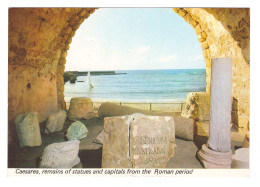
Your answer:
[159,54,178,63]
[136,46,150,54]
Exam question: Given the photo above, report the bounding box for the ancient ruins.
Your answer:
[8,8,250,170]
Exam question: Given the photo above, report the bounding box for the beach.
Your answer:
[64,69,205,114]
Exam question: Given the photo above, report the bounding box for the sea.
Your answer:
[64,69,206,104]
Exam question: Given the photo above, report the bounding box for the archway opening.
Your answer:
[64,8,206,113]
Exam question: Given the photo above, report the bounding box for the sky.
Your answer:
[66,8,205,71]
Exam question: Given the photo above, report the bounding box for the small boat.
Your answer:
[88,71,94,88]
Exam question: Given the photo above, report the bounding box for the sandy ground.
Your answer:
[66,101,185,114]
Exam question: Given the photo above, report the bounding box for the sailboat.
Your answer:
[88,71,94,88]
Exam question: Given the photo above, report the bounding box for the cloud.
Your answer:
[159,55,178,63]
[187,54,204,61]
[137,46,150,54]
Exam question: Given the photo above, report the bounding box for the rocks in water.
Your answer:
[181,92,210,121]
[232,148,249,168]
[102,113,175,168]
[63,72,77,83]
[66,121,88,141]
[15,112,42,147]
[68,97,94,120]
[40,140,80,168]
[45,110,67,134]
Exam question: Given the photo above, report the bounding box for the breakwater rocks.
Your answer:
[63,71,126,83]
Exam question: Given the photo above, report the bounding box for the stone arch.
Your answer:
[8,8,250,145]
[173,8,250,132]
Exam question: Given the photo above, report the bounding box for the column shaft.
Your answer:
[208,57,232,152]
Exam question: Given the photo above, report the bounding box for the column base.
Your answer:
[197,144,232,168]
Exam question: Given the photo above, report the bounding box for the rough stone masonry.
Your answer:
[102,113,175,168]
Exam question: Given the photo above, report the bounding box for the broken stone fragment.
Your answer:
[68,97,94,120]
[93,129,105,145]
[174,116,194,141]
[98,102,194,140]
[181,92,210,121]
[40,140,80,168]
[102,113,175,168]
[98,102,152,119]
[45,110,67,134]
[66,121,88,141]
[15,112,42,147]
[232,148,249,168]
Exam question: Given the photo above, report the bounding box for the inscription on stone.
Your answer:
[134,136,168,145]
[102,114,175,168]
[133,136,168,155]
[130,116,175,168]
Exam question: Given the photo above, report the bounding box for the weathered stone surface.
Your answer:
[197,144,232,168]
[181,92,210,121]
[45,110,67,133]
[197,58,233,169]
[93,129,105,144]
[66,121,88,141]
[68,97,94,120]
[98,102,152,119]
[102,114,175,168]
[130,115,175,168]
[174,116,194,141]
[242,132,250,148]
[102,115,132,168]
[195,121,209,137]
[98,102,193,141]
[208,58,232,152]
[232,148,249,168]
[40,140,80,168]
[15,112,42,147]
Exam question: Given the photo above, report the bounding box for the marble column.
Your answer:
[197,57,233,168]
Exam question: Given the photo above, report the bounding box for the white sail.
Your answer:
[88,71,94,88]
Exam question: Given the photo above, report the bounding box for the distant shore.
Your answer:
[65,71,127,76]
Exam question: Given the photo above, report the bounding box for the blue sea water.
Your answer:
[64,69,206,103]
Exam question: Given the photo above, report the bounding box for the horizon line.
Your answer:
[65,68,206,72]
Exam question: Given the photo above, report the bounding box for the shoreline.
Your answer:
[65,99,186,113]
[64,97,186,104]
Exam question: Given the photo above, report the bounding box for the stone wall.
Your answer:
[8,8,250,145]
[8,8,96,144]
[173,8,250,133]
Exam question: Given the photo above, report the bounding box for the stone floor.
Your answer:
[8,117,245,169]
